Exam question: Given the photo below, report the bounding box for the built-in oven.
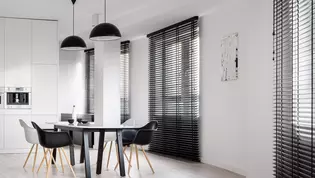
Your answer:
[0,88,5,109]
[5,87,32,109]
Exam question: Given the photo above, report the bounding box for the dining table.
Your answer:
[52,122,139,178]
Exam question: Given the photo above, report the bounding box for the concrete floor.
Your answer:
[0,147,245,178]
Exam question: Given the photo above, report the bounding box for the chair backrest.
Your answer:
[31,122,46,146]
[133,121,158,145]
[122,119,135,126]
[32,121,72,148]
[19,119,39,144]
[141,121,158,130]
[105,132,116,142]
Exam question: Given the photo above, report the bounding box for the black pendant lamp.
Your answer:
[61,0,87,50]
[89,0,121,41]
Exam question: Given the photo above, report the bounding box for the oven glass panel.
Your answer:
[7,93,29,105]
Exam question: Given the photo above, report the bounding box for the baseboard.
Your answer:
[201,157,247,177]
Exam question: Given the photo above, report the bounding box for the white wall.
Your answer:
[199,0,248,174]
[129,0,273,177]
[130,38,149,126]
[245,0,273,177]
[59,50,87,115]
[94,41,121,127]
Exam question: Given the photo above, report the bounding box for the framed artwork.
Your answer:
[221,33,239,81]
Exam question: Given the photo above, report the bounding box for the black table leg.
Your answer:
[52,127,58,164]
[96,131,105,174]
[69,130,75,166]
[116,130,126,177]
[83,132,91,178]
[80,132,85,163]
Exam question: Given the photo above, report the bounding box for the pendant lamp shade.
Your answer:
[60,0,86,50]
[61,35,87,50]
[90,23,121,41]
[89,0,121,41]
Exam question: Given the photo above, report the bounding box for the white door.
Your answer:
[5,18,31,87]
[4,115,31,149]
[32,65,58,115]
[0,18,5,87]
[32,20,58,65]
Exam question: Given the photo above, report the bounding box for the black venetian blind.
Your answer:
[86,50,95,114]
[85,41,131,124]
[147,16,200,162]
[120,41,130,124]
[274,0,315,177]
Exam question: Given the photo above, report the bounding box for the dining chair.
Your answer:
[101,119,135,169]
[19,119,57,172]
[115,121,158,175]
[31,122,76,178]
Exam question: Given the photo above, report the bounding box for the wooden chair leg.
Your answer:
[114,144,120,170]
[43,147,48,168]
[114,146,131,170]
[96,142,108,164]
[141,146,154,173]
[58,148,65,173]
[128,145,133,175]
[135,145,139,170]
[23,144,35,168]
[61,148,76,177]
[103,142,108,152]
[106,141,113,169]
[32,144,38,172]
[37,148,49,173]
[48,149,59,171]
[46,149,54,178]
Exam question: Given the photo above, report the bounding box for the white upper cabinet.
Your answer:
[32,65,58,115]
[0,18,5,87]
[5,19,31,87]
[32,20,58,65]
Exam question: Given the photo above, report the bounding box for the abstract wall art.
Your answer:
[221,33,239,81]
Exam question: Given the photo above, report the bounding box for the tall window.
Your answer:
[147,16,200,161]
[86,50,95,114]
[120,41,130,123]
[85,41,130,123]
[274,0,315,177]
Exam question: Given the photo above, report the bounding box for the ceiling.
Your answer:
[0,0,221,47]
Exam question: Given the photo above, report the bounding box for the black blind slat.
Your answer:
[274,0,315,177]
[148,17,200,162]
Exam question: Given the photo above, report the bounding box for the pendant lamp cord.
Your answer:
[104,0,107,23]
[73,4,75,35]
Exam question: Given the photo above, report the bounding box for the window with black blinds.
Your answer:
[85,41,130,124]
[147,16,200,162]
[86,50,95,114]
[120,41,130,124]
[274,0,315,177]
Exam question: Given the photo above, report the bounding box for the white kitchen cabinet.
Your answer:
[0,18,5,87]
[4,115,31,149]
[32,20,58,65]
[5,19,31,87]
[32,65,58,115]
[0,115,4,149]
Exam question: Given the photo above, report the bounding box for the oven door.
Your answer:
[5,92,32,109]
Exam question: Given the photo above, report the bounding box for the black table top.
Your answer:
[54,122,139,132]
